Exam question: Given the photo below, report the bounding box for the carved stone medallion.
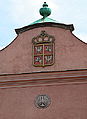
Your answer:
[32,31,55,67]
[35,94,51,109]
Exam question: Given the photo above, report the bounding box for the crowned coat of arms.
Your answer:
[32,31,55,67]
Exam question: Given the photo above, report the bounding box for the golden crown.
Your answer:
[32,31,55,44]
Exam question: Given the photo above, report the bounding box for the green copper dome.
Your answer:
[30,2,58,25]
[15,2,74,35]
[30,17,58,25]
[39,2,51,18]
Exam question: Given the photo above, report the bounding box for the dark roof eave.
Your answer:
[15,22,74,35]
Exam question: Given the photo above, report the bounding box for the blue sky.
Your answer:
[0,0,87,49]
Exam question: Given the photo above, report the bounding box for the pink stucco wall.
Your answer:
[0,83,87,119]
[0,26,87,119]
[0,27,87,74]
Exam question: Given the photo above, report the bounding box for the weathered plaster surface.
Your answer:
[0,27,87,74]
[0,83,87,119]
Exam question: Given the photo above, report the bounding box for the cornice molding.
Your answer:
[15,22,74,35]
[0,69,87,88]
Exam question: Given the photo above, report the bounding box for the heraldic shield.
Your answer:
[32,31,55,67]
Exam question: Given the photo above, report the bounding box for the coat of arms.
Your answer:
[32,31,55,67]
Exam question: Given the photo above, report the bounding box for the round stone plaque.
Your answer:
[35,94,51,109]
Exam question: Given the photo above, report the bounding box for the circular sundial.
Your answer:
[35,94,51,109]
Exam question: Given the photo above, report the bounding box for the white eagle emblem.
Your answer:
[32,31,55,67]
